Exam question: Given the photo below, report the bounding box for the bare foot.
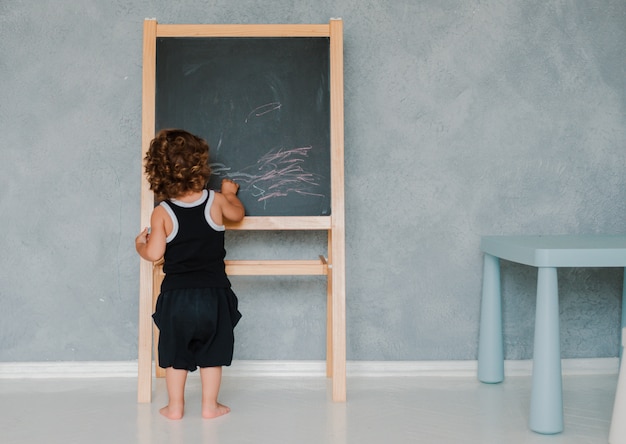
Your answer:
[202,402,230,419]
[160,404,184,420]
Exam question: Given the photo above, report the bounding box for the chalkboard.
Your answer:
[155,37,331,216]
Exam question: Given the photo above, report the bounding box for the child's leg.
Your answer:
[200,366,230,419]
[161,367,188,420]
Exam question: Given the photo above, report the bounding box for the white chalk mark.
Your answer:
[209,163,232,175]
[251,184,266,198]
[245,102,282,123]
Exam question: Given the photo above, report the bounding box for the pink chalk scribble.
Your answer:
[210,145,326,205]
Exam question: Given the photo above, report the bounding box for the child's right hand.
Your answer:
[221,178,239,195]
[215,178,245,222]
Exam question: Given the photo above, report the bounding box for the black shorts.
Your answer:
[152,287,242,371]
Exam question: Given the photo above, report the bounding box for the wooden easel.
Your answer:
[138,19,346,402]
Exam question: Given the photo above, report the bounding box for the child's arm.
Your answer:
[135,206,168,262]
[216,178,245,222]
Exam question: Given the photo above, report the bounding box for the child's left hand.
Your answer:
[135,227,150,246]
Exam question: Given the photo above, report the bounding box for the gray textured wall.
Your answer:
[1,1,625,363]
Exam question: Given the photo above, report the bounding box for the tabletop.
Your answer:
[480,235,626,268]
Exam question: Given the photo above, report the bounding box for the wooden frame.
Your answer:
[138,19,346,402]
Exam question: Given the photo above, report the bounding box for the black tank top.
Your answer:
[160,190,231,291]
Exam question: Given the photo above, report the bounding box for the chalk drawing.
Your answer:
[210,145,325,206]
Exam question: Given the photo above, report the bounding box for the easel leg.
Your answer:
[326,250,334,378]
[330,254,346,401]
[331,293,346,401]
[137,260,153,402]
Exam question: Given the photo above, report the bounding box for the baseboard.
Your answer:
[341,358,618,377]
[0,358,618,379]
[0,361,138,379]
[503,357,619,377]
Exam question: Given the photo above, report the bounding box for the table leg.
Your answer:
[621,268,626,360]
[478,253,504,383]
[610,328,626,443]
[529,267,563,434]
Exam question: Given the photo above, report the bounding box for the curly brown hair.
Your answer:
[144,129,211,201]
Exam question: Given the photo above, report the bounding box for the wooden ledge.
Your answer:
[153,256,329,276]
[226,257,328,275]
[224,216,332,230]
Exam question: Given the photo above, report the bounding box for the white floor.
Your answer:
[0,372,618,444]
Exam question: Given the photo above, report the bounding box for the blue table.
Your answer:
[477,235,626,434]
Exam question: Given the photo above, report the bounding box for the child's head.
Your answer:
[145,129,211,200]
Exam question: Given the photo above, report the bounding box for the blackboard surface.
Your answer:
[156,37,331,216]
